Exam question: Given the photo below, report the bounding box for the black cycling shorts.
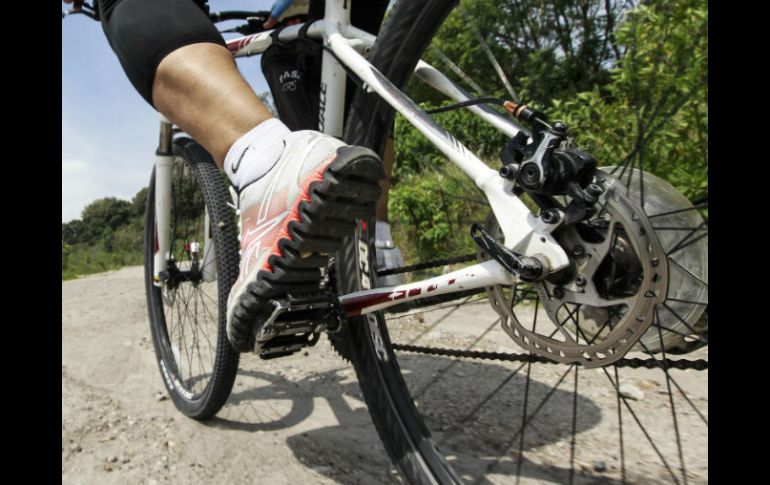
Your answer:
[98,0,388,108]
[98,0,223,106]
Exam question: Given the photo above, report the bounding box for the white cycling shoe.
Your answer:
[225,129,384,352]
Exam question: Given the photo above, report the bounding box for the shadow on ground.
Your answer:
[202,352,616,484]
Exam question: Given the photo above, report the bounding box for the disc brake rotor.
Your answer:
[485,172,668,368]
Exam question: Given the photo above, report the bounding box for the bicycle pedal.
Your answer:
[254,292,345,357]
[258,333,321,360]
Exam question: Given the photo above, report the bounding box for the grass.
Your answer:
[62,244,143,280]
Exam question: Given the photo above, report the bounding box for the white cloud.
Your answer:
[61,111,157,223]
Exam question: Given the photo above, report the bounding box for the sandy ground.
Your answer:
[62,266,707,484]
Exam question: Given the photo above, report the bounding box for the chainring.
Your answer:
[485,171,669,368]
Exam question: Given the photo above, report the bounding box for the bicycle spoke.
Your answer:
[436,362,527,448]
[648,203,709,219]
[178,282,195,388]
[588,313,616,345]
[661,302,708,343]
[195,294,211,389]
[569,364,579,485]
[182,283,204,390]
[650,226,708,231]
[601,367,681,485]
[672,376,709,426]
[199,287,222,307]
[474,365,575,483]
[386,295,489,322]
[197,241,217,273]
[173,284,186,382]
[515,294,541,481]
[179,283,196,389]
[637,324,708,427]
[609,156,634,187]
[412,317,500,400]
[652,308,688,485]
[667,231,709,259]
[464,13,519,102]
[193,287,215,384]
[404,295,477,345]
[162,286,178,336]
[666,297,708,306]
[430,46,486,95]
[551,303,580,343]
[614,366,626,484]
[666,222,708,257]
[194,287,217,350]
[651,323,708,344]
[668,257,709,289]
[515,360,533,484]
[197,291,219,354]
[192,288,203,390]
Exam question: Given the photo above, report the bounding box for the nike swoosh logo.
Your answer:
[231,147,248,173]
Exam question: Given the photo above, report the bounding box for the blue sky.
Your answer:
[62,1,274,222]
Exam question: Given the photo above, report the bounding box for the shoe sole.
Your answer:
[228,145,384,351]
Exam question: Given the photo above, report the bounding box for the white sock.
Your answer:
[224,118,292,190]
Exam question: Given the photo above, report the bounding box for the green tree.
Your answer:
[550,0,708,199]
[389,164,489,263]
[62,241,72,273]
[81,197,133,245]
[62,219,86,244]
[131,187,149,217]
[410,0,635,107]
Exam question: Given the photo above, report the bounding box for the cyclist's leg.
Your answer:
[99,0,273,166]
[153,44,273,167]
[100,0,386,352]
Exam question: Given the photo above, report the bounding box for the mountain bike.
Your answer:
[64,1,708,483]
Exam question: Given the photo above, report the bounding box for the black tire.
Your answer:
[338,1,464,483]
[144,137,240,420]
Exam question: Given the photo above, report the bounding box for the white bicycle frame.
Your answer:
[152,0,570,317]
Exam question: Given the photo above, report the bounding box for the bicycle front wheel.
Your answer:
[144,137,240,420]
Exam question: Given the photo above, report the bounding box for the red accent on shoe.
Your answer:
[262,154,337,273]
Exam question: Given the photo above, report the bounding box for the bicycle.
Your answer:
[64,1,708,483]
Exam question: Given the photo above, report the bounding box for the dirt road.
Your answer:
[62,266,707,484]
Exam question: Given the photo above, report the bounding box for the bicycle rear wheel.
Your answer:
[144,137,240,419]
[337,0,707,483]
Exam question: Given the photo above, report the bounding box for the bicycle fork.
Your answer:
[152,115,217,285]
[152,117,174,285]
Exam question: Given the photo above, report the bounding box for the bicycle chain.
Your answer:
[392,343,708,370]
